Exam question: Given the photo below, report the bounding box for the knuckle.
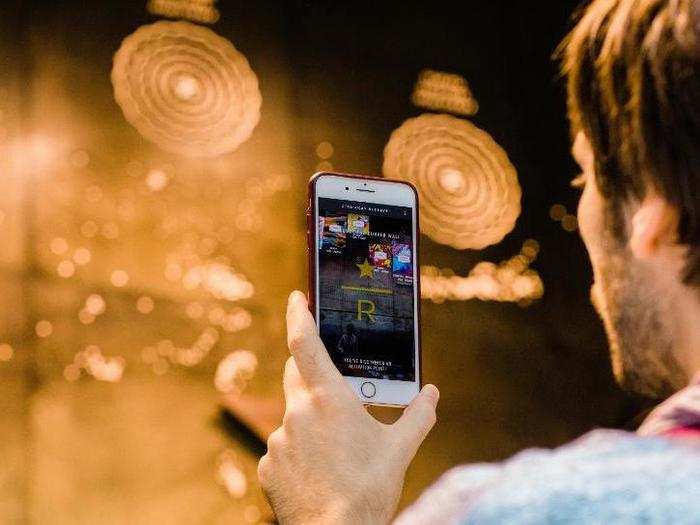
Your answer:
[421,405,437,430]
[266,428,286,454]
[309,386,336,409]
[283,403,310,429]
[287,330,307,354]
[257,454,272,486]
[283,356,295,373]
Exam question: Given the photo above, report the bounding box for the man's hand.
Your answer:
[258,291,439,525]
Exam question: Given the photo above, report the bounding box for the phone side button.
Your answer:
[360,381,376,398]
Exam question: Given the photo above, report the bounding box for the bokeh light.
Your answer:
[147,0,221,25]
[315,141,334,159]
[549,203,567,221]
[80,221,99,238]
[112,21,262,157]
[146,169,170,192]
[70,345,126,383]
[35,321,53,338]
[50,237,69,255]
[384,113,521,250]
[72,247,92,266]
[85,294,107,316]
[110,270,129,288]
[0,344,14,362]
[549,204,579,232]
[214,350,258,394]
[421,240,544,303]
[561,214,578,232]
[69,149,90,169]
[412,69,479,116]
[182,263,254,302]
[136,296,155,314]
[57,260,76,278]
[217,450,248,499]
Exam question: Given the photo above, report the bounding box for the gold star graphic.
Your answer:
[356,258,374,279]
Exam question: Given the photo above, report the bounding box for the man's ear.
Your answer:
[629,193,680,260]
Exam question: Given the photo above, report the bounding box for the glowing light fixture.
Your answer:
[112,21,261,157]
[383,113,521,250]
[421,240,544,303]
[412,69,479,116]
[147,0,220,25]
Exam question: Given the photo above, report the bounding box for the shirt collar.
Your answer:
[637,373,700,437]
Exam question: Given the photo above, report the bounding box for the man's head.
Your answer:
[561,0,700,398]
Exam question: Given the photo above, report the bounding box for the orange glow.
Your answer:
[10,134,61,171]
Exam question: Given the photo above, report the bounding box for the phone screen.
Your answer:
[317,197,416,381]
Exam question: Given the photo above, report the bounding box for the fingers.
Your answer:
[286,290,343,388]
[282,356,305,402]
[393,384,439,461]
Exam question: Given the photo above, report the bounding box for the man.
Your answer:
[337,324,358,355]
[258,0,700,522]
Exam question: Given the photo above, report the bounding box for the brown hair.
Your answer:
[560,0,700,285]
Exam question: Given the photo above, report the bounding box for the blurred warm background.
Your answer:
[0,1,647,524]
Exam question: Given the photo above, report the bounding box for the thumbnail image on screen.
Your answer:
[317,198,415,381]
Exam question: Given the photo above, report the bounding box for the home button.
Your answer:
[360,381,376,398]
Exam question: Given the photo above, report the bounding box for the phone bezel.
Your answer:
[308,171,421,407]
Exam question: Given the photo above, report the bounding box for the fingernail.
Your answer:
[288,290,304,305]
[423,384,439,408]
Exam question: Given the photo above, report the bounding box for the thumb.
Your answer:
[393,384,439,461]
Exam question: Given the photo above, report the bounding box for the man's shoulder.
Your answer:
[396,430,700,525]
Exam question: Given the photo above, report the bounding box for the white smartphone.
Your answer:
[307,172,421,407]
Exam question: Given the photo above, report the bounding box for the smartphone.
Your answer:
[307,172,421,407]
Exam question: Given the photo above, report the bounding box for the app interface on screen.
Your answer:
[317,197,415,381]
